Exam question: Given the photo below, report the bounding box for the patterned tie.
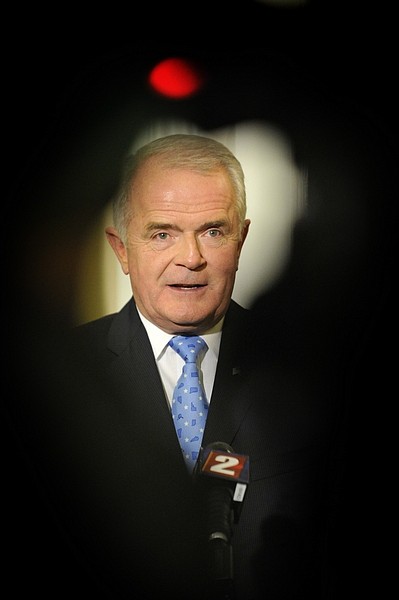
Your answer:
[169,335,209,472]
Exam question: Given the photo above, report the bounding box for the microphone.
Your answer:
[195,442,250,598]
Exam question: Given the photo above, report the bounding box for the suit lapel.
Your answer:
[105,300,178,451]
[203,301,254,448]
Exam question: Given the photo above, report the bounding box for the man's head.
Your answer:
[106,134,250,334]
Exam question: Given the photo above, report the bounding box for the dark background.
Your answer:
[4,1,396,597]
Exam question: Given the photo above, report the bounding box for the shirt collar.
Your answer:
[137,309,223,361]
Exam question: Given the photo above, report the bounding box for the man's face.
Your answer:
[107,158,250,334]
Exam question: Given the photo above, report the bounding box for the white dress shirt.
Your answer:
[137,309,223,409]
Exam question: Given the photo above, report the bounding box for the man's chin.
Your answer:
[158,311,216,335]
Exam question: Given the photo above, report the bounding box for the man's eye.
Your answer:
[156,232,169,240]
[207,229,222,238]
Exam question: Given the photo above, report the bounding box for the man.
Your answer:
[66,134,345,599]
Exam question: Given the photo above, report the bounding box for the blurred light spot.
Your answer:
[148,58,204,99]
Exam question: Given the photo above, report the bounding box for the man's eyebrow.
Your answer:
[145,222,176,233]
[201,220,228,230]
[145,220,228,233]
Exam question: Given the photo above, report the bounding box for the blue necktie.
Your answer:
[169,335,209,472]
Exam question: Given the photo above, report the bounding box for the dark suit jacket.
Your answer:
[8,297,348,600]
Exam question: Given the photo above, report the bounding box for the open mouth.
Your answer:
[169,284,206,289]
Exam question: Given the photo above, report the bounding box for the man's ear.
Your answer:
[237,219,251,260]
[105,227,129,274]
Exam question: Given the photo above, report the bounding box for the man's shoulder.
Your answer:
[74,312,116,335]
[69,314,116,363]
[73,298,134,339]
[228,298,251,315]
[226,299,252,326]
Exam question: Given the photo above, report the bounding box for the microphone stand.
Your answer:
[195,442,249,600]
[207,481,235,598]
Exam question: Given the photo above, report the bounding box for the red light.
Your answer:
[148,57,204,99]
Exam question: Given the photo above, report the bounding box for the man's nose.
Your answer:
[174,234,206,269]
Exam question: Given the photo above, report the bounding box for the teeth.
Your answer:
[171,284,203,288]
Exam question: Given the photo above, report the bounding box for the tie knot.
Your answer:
[169,335,207,363]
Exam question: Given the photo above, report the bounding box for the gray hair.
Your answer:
[112,133,247,243]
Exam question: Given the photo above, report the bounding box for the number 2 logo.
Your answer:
[209,454,240,477]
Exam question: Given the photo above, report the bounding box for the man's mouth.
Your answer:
[169,284,206,289]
